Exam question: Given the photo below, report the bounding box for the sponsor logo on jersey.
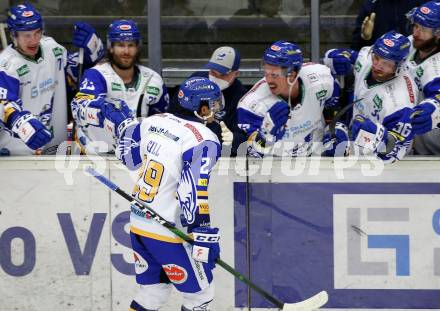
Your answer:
[198,203,210,214]
[416,67,424,78]
[420,6,431,14]
[148,125,180,141]
[52,47,63,57]
[184,123,203,142]
[354,61,362,72]
[403,76,415,104]
[111,82,123,91]
[383,39,395,47]
[0,87,7,99]
[307,73,318,83]
[146,86,160,96]
[163,264,188,284]
[315,89,327,100]
[373,95,383,112]
[133,251,148,274]
[198,179,208,186]
[16,64,30,77]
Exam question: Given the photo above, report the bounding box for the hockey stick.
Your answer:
[85,166,328,311]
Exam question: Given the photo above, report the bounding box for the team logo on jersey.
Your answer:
[22,11,34,17]
[383,39,395,47]
[133,251,148,274]
[119,24,132,30]
[16,64,29,77]
[420,6,431,14]
[177,162,197,224]
[162,264,188,284]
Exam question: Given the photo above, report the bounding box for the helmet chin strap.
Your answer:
[286,72,299,109]
[194,110,214,123]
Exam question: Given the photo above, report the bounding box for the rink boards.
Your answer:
[0,157,439,310]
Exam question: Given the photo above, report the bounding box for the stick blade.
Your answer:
[282,290,328,311]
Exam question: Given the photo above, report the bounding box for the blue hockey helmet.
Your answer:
[178,77,222,112]
[107,19,140,47]
[372,31,411,65]
[7,4,43,33]
[262,40,303,73]
[407,1,440,30]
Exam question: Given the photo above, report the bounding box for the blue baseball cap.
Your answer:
[204,46,240,74]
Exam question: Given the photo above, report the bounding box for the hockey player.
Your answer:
[404,1,440,154]
[81,76,221,310]
[237,40,340,157]
[324,31,417,162]
[71,19,169,154]
[0,3,104,155]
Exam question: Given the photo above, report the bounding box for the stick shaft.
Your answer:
[86,167,284,308]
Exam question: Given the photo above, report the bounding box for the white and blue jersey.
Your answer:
[404,36,440,155]
[116,113,220,292]
[71,62,169,153]
[352,46,418,162]
[237,63,338,156]
[0,36,68,155]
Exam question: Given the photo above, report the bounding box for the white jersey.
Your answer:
[0,36,67,155]
[404,36,440,155]
[72,62,168,153]
[123,113,220,241]
[238,63,334,156]
[353,46,417,123]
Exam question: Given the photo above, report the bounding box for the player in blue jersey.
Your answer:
[80,76,222,310]
[0,3,103,155]
[71,19,169,154]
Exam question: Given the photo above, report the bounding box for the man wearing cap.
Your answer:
[169,46,248,156]
[71,19,169,154]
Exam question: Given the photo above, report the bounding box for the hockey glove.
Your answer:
[351,115,386,155]
[192,227,220,270]
[322,122,350,156]
[103,99,136,137]
[262,101,289,142]
[7,111,52,150]
[73,22,104,64]
[323,48,358,76]
[411,98,440,135]
[76,97,106,127]
[220,121,233,146]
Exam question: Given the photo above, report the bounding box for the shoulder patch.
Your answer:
[16,64,30,77]
[315,89,327,100]
[416,66,424,78]
[307,73,319,83]
[354,61,362,72]
[52,47,63,57]
[146,85,160,96]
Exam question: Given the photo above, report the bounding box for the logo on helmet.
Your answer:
[178,89,184,98]
[383,39,395,47]
[271,45,281,51]
[119,24,132,31]
[420,6,431,14]
[22,11,34,17]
